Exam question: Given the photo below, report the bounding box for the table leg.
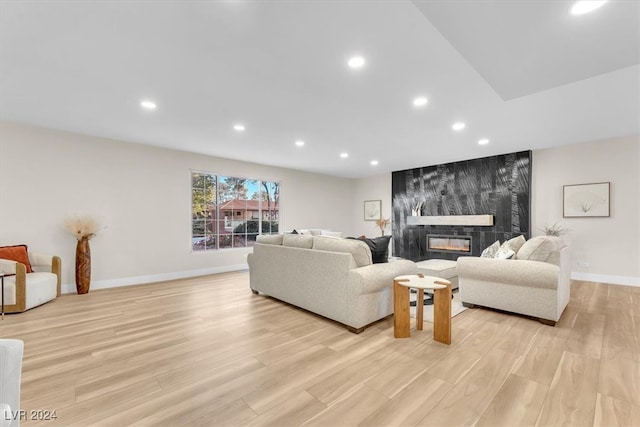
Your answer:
[433,282,451,344]
[416,288,424,330]
[393,280,410,338]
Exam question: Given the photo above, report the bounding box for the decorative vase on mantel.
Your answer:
[75,236,91,294]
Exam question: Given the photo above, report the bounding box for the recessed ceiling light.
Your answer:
[340,152,349,159]
[140,100,156,110]
[571,1,607,15]
[452,122,466,131]
[347,56,365,69]
[413,97,428,107]
[233,124,245,132]
[370,160,379,166]
[295,140,305,147]
[478,138,490,145]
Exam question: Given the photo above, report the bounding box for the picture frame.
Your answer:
[364,200,381,221]
[563,182,610,218]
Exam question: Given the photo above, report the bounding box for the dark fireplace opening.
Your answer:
[427,234,472,255]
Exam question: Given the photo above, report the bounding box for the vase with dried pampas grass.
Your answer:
[375,218,390,236]
[64,216,101,294]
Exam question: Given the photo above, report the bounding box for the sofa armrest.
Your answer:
[26,252,61,296]
[457,256,560,290]
[0,260,27,311]
[349,260,417,295]
[0,258,18,275]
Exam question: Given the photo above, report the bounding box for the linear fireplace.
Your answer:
[427,234,472,255]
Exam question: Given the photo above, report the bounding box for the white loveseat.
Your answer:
[457,236,570,325]
[247,234,416,333]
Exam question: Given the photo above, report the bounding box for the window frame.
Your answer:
[190,170,280,253]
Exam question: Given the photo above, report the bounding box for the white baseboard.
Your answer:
[61,263,249,294]
[571,272,640,287]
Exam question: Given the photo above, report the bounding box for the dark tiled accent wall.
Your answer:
[392,151,531,261]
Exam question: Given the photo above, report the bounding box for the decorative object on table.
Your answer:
[364,200,381,221]
[542,221,570,237]
[411,201,423,216]
[64,216,101,294]
[374,217,390,236]
[563,182,610,218]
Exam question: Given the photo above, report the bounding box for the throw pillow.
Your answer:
[516,236,561,262]
[480,240,500,258]
[494,247,515,259]
[502,235,526,253]
[351,235,392,264]
[296,229,312,236]
[291,229,299,234]
[0,244,33,273]
[320,230,342,238]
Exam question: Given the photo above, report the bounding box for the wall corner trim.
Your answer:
[571,272,640,287]
[60,264,249,294]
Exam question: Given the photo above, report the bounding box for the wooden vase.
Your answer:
[75,236,91,294]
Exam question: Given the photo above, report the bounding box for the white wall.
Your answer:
[352,173,392,240]
[354,136,640,286]
[3,121,636,292]
[0,121,355,292]
[532,135,640,285]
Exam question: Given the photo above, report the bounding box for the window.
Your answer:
[191,172,280,251]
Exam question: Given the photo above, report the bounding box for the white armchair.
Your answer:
[0,339,24,427]
[0,251,61,313]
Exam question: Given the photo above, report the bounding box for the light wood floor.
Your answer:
[2,271,639,426]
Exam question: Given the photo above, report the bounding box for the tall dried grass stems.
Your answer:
[375,218,390,235]
[64,216,101,240]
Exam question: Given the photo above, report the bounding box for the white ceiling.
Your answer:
[1,0,638,178]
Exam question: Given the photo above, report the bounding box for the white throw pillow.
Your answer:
[502,235,526,253]
[480,240,500,258]
[320,230,342,238]
[296,229,312,235]
[494,247,515,259]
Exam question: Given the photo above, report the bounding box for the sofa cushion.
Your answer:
[516,236,563,262]
[0,245,33,273]
[502,235,526,253]
[313,236,372,267]
[283,234,314,249]
[256,234,284,245]
[356,236,391,264]
[480,240,500,258]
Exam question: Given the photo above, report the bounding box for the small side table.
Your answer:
[393,274,451,344]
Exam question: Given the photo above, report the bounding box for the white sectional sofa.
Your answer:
[457,236,570,325]
[247,234,416,333]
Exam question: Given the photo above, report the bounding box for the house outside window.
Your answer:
[191,172,280,251]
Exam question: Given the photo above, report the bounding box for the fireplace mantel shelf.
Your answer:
[406,215,494,226]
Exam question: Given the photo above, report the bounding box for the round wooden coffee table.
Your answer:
[393,274,452,344]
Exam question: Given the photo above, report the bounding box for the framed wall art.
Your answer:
[563,182,610,218]
[364,200,381,221]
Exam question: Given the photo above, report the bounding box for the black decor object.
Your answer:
[392,151,531,261]
[347,235,392,263]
